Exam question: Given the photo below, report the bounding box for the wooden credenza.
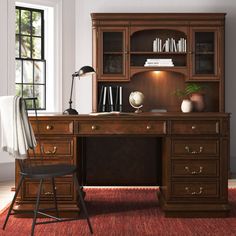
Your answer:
[15,112,230,217]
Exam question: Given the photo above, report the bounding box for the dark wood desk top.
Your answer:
[32,112,230,120]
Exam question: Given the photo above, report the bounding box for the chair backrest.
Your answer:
[18,97,44,172]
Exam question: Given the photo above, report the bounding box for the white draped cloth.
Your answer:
[0,96,37,159]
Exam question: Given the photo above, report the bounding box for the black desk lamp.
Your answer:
[63,66,95,115]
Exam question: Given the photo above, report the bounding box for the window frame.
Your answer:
[15,6,46,110]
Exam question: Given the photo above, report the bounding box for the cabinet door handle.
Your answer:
[185,146,203,154]
[184,166,203,175]
[91,125,97,130]
[46,125,53,130]
[42,146,57,155]
[146,125,152,130]
[185,186,203,195]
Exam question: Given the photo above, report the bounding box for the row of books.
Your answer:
[153,37,187,53]
[98,86,123,112]
[144,58,174,67]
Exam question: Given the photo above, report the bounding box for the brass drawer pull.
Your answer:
[43,187,57,195]
[91,125,97,131]
[191,125,196,130]
[185,146,203,154]
[184,166,203,175]
[146,125,152,130]
[42,146,57,155]
[46,125,53,130]
[185,187,203,195]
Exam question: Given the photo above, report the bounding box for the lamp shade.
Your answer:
[73,66,96,77]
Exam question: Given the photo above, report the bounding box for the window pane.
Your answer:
[15,35,19,58]
[15,60,22,83]
[32,11,41,36]
[34,85,45,109]
[16,9,19,34]
[32,37,41,59]
[16,84,22,96]
[34,61,45,83]
[23,85,33,98]
[25,100,33,109]
[21,36,31,58]
[21,10,31,35]
[23,60,33,83]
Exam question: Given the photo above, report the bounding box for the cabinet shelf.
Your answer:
[195,52,214,55]
[130,51,187,55]
[104,52,124,55]
[130,66,188,77]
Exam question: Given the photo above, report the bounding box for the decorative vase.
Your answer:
[190,93,205,112]
[181,99,193,113]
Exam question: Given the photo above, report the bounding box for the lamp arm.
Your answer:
[68,75,77,108]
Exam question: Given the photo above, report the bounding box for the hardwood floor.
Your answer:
[0,179,14,213]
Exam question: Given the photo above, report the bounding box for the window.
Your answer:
[15,6,46,109]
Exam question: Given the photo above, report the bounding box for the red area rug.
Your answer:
[1,188,236,236]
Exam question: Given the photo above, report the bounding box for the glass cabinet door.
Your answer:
[190,28,220,80]
[98,27,129,81]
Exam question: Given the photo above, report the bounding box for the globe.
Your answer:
[129,91,145,113]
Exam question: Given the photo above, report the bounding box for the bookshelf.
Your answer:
[91,13,225,112]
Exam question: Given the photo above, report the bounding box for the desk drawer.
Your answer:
[171,120,219,135]
[23,178,74,200]
[172,160,218,177]
[77,120,166,135]
[172,181,219,198]
[31,120,73,135]
[171,139,219,158]
[28,138,74,159]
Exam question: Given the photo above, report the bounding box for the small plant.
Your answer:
[174,83,204,99]
[185,83,203,95]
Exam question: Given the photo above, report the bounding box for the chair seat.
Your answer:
[20,164,77,179]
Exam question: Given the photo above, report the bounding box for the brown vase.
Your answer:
[190,93,205,112]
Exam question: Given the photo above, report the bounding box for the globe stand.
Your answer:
[131,104,143,113]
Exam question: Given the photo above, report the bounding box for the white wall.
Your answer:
[62,0,76,111]
[0,0,75,180]
[0,0,16,167]
[75,0,236,173]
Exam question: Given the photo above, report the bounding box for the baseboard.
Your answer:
[0,162,15,181]
[230,172,236,179]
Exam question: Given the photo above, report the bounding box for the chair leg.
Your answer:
[51,177,59,217]
[2,175,24,230]
[31,178,43,236]
[73,174,93,234]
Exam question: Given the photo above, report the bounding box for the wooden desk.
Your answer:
[15,112,230,217]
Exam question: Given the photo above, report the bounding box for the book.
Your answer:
[108,86,114,112]
[102,86,107,112]
[115,86,119,111]
[144,58,174,67]
[119,86,122,112]
[89,111,135,116]
[98,86,104,112]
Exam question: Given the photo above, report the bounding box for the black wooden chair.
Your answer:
[2,97,93,236]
